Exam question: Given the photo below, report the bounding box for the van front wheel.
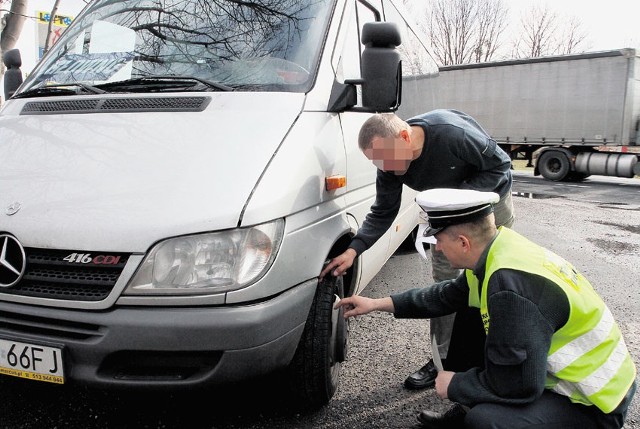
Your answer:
[287,275,348,409]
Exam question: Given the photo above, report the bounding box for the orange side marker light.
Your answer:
[325,175,346,191]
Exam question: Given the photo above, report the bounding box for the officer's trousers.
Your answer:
[464,380,636,429]
[443,307,635,429]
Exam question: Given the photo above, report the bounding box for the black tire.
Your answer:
[288,275,348,409]
[538,151,571,181]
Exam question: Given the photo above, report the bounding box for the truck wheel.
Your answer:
[538,151,570,181]
[288,275,348,409]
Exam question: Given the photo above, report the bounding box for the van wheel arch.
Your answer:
[324,233,358,297]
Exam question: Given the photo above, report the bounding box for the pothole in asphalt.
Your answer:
[586,238,639,253]
[597,203,637,211]
[592,221,640,235]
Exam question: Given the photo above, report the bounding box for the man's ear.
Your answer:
[399,129,411,143]
[459,235,472,252]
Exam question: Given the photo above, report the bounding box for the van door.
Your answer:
[333,0,441,290]
[333,0,390,291]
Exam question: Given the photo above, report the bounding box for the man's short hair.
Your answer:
[358,113,411,151]
[442,213,497,244]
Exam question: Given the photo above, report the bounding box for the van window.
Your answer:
[334,1,379,105]
[20,0,336,94]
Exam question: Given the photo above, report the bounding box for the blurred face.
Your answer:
[363,130,413,175]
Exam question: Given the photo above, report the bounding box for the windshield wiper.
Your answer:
[95,76,234,92]
[12,83,107,99]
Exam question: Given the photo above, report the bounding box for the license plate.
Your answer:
[0,338,64,384]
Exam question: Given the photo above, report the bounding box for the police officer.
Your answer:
[335,188,636,429]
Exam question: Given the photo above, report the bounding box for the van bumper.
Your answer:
[0,279,317,389]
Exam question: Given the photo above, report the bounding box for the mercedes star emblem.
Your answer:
[5,202,22,216]
[0,234,26,288]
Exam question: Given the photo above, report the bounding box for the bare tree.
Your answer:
[0,0,28,90]
[513,5,557,57]
[421,0,508,66]
[1,0,28,54]
[555,16,588,55]
[473,0,508,63]
[427,0,474,65]
[513,5,587,58]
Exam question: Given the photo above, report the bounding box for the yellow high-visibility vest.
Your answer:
[465,227,636,413]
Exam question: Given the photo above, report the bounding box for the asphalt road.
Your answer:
[511,169,640,205]
[1,171,639,429]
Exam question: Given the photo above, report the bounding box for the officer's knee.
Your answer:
[465,405,500,429]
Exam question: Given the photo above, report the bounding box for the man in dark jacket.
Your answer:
[320,110,515,389]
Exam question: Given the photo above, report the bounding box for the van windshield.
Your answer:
[20,0,335,94]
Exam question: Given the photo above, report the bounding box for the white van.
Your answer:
[0,0,437,408]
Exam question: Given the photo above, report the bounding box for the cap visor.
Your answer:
[423,226,444,237]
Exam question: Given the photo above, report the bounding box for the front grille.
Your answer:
[2,248,130,301]
[0,309,103,341]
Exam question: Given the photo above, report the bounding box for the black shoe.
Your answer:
[404,359,437,390]
[417,403,466,428]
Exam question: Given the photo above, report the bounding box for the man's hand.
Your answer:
[435,370,455,399]
[334,295,394,318]
[319,248,357,279]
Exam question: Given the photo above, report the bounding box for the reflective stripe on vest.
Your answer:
[465,227,636,413]
[547,306,615,374]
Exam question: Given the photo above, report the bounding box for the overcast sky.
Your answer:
[48,0,640,52]
[499,0,638,52]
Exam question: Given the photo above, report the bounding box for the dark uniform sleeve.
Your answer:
[447,270,570,407]
[391,273,470,318]
[349,170,404,255]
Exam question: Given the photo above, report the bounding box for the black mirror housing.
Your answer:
[360,22,402,112]
[3,49,24,101]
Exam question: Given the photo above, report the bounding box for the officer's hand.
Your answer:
[319,248,357,279]
[334,295,375,318]
[435,370,455,399]
[335,296,395,318]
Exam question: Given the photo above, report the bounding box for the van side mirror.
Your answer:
[328,22,402,113]
[360,22,402,112]
[3,49,24,100]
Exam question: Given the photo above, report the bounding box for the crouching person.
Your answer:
[336,188,636,429]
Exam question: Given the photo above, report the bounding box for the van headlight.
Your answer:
[125,219,284,295]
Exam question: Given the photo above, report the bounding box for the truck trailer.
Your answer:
[404,48,640,181]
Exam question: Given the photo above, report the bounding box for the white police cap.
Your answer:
[416,188,500,237]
